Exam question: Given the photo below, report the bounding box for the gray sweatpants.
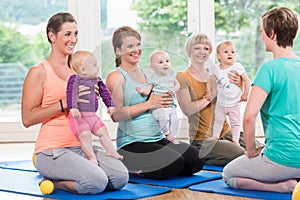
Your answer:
[223,150,300,188]
[36,146,128,194]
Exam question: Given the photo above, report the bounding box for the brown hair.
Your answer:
[112,26,141,67]
[46,12,77,44]
[261,7,298,48]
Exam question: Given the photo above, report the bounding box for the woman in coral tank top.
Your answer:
[21,12,128,194]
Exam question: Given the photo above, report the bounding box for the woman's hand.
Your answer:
[246,146,264,158]
[77,84,100,103]
[228,70,242,87]
[148,92,173,110]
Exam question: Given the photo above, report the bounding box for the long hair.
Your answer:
[112,26,141,67]
[46,12,77,43]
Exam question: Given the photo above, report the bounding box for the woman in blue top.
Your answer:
[106,26,203,179]
[223,7,300,193]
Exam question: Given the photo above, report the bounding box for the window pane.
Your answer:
[0,0,68,122]
[101,0,188,79]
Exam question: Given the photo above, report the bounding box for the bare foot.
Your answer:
[280,179,298,193]
[171,139,180,144]
[233,140,240,146]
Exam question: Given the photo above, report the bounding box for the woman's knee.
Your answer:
[108,170,129,190]
[222,160,239,189]
[76,171,108,194]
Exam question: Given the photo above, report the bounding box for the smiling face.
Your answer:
[216,41,236,67]
[117,36,142,67]
[185,33,212,66]
[150,51,171,76]
[189,43,211,66]
[48,21,78,56]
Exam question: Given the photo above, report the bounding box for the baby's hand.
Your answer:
[107,107,115,117]
[70,108,81,118]
[135,86,144,94]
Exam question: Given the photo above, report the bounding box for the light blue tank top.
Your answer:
[116,67,164,149]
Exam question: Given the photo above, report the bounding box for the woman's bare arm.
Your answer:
[21,65,65,127]
[243,85,267,157]
[176,88,211,117]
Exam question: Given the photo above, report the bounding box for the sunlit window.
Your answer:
[0,0,68,122]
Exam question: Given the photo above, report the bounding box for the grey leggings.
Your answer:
[36,146,128,194]
[223,150,300,188]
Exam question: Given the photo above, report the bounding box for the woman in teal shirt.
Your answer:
[106,26,203,179]
[223,7,300,193]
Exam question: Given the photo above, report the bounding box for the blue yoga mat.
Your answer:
[189,179,292,200]
[202,164,224,172]
[0,160,37,172]
[129,171,222,188]
[0,168,171,200]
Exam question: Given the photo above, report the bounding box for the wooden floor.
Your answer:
[0,188,258,200]
[142,188,257,200]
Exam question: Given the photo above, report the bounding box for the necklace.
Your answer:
[188,65,209,82]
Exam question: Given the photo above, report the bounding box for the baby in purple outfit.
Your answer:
[67,50,123,165]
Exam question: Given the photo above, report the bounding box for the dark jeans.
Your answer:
[118,138,204,179]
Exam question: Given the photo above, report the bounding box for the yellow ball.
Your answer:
[293,182,300,200]
[40,180,54,195]
[32,153,36,168]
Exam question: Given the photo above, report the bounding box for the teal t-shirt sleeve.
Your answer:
[252,64,272,94]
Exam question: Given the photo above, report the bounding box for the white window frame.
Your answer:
[0,0,214,142]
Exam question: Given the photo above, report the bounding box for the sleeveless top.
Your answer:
[35,61,80,153]
[116,67,164,149]
[176,71,230,141]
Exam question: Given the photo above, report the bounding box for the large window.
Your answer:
[0,0,190,123]
[0,0,299,141]
[0,0,68,122]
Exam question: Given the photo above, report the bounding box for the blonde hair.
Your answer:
[216,41,235,54]
[149,50,169,64]
[185,33,213,56]
[216,41,236,62]
[70,51,94,73]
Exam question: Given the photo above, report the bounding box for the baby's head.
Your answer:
[149,50,171,76]
[70,51,99,78]
[216,41,236,65]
